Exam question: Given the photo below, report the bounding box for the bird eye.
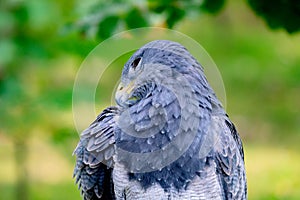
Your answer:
[131,57,141,70]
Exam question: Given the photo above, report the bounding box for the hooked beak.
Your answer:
[115,81,137,107]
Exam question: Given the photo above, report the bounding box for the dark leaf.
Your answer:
[247,0,300,33]
[166,7,185,28]
[201,0,226,14]
[147,0,169,13]
[124,7,148,29]
[97,15,119,39]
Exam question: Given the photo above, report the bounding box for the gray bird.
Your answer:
[73,40,247,200]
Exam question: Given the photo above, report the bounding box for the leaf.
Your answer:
[147,0,169,13]
[201,0,226,14]
[97,15,119,39]
[124,7,148,29]
[166,7,185,28]
[247,0,300,33]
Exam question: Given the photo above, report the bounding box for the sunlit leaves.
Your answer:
[71,0,226,40]
[70,0,300,40]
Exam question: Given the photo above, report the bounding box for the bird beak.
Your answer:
[115,81,135,107]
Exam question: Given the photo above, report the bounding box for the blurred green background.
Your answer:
[0,0,300,200]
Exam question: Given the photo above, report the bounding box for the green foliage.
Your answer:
[69,0,300,40]
[201,0,226,14]
[125,7,149,29]
[248,0,300,33]
[70,0,226,39]
[97,15,119,38]
[165,5,185,28]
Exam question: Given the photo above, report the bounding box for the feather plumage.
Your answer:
[74,40,247,199]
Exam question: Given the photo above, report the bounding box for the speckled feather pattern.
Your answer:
[73,40,247,199]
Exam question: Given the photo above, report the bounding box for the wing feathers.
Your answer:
[213,116,247,200]
[73,106,118,200]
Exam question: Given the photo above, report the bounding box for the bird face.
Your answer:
[115,40,202,108]
[115,54,145,107]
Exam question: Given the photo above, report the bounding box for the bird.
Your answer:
[73,40,247,200]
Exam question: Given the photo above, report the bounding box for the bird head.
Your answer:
[115,40,204,108]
